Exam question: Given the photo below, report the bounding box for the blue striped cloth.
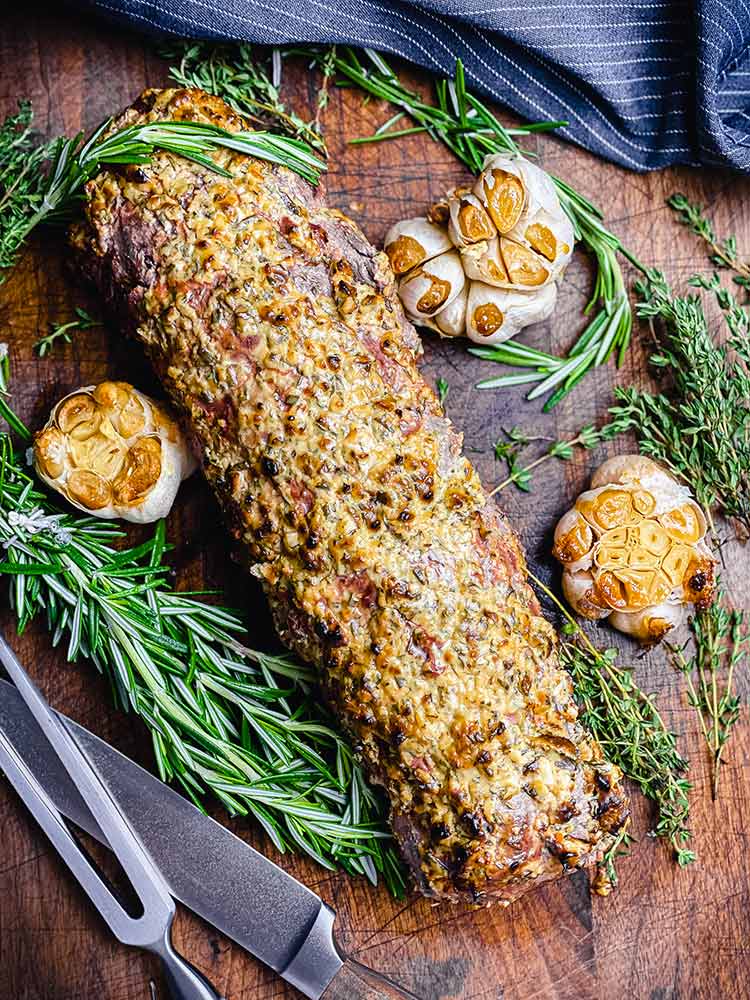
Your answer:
[83,0,750,171]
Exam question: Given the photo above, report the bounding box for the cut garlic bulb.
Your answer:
[387,153,574,342]
[434,283,468,337]
[398,251,465,318]
[552,455,716,643]
[448,190,496,247]
[383,218,453,276]
[466,281,557,344]
[34,382,196,523]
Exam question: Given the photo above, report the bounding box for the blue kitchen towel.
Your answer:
[82,0,750,171]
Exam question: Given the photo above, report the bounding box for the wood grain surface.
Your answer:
[1,6,749,999]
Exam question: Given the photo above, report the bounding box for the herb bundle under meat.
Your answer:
[0,352,405,896]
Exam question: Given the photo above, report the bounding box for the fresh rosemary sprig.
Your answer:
[34,307,99,357]
[319,48,642,409]
[667,595,746,800]
[607,268,750,537]
[0,105,325,284]
[0,103,56,277]
[530,570,694,868]
[667,193,750,288]
[161,41,328,154]
[489,422,615,495]
[0,354,404,895]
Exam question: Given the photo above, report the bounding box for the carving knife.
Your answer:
[0,678,415,1000]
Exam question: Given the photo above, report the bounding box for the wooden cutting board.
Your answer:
[1,8,749,999]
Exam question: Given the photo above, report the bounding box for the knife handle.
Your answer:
[320,956,419,1000]
[157,929,225,1000]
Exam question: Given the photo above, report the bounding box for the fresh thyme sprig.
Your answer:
[0,354,404,895]
[318,48,642,409]
[34,307,99,357]
[0,105,325,284]
[667,595,746,800]
[667,193,750,288]
[607,268,750,537]
[530,570,694,868]
[489,422,616,495]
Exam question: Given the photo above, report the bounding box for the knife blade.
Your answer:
[0,677,341,999]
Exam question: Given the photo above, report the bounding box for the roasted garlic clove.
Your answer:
[434,283,468,337]
[561,570,611,620]
[448,190,496,247]
[552,508,594,571]
[466,281,557,344]
[475,159,526,233]
[398,251,465,318]
[34,382,196,523]
[460,237,509,286]
[383,218,453,276]
[552,454,717,642]
[499,237,550,287]
[590,454,693,515]
[609,603,684,643]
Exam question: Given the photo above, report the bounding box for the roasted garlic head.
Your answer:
[34,382,196,523]
[387,154,572,343]
[552,455,716,643]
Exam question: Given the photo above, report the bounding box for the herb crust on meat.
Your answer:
[71,87,628,905]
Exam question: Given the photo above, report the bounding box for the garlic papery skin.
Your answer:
[466,281,557,344]
[609,603,685,643]
[398,250,465,318]
[384,218,453,276]
[434,283,468,337]
[34,382,196,524]
[448,190,496,247]
[552,455,717,643]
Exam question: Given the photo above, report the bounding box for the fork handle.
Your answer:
[157,931,224,1000]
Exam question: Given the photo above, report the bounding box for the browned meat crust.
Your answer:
[70,88,628,905]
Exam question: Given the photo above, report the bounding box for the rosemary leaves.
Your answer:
[0,105,325,284]
[0,103,55,277]
[0,354,405,895]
